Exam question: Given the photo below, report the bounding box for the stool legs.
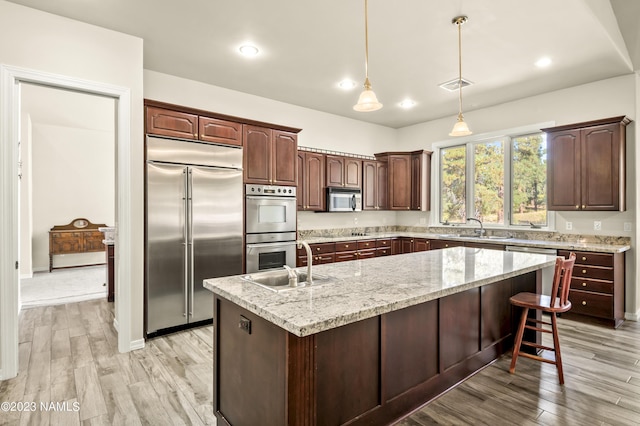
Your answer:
[550,313,564,384]
[510,307,528,374]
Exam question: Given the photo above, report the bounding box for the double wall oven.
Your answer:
[245,184,297,273]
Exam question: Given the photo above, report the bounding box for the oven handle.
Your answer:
[246,241,296,250]
[245,195,296,201]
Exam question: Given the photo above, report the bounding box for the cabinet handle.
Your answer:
[582,282,587,287]
[582,269,587,274]
[582,205,586,209]
[582,256,587,261]
[582,301,587,306]
[345,244,349,248]
[575,205,579,209]
[316,247,320,251]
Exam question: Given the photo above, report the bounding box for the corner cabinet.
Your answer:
[375,150,432,211]
[544,116,630,211]
[297,151,325,211]
[243,125,298,185]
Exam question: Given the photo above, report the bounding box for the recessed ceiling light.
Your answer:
[338,79,357,90]
[239,44,259,57]
[535,57,552,68]
[399,99,416,109]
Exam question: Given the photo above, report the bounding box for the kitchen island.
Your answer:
[204,247,555,426]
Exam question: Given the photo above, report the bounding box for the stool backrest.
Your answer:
[550,252,576,307]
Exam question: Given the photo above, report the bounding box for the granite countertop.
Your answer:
[301,232,630,254]
[204,247,555,337]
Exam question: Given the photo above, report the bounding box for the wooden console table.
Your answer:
[49,218,107,272]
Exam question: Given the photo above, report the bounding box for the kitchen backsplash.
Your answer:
[298,226,630,245]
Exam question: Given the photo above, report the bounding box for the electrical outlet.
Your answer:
[594,221,602,231]
[565,221,572,230]
[239,316,251,334]
[624,222,632,232]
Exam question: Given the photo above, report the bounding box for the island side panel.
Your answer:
[315,316,381,426]
[440,288,481,371]
[381,300,439,403]
[214,296,287,426]
[481,279,515,353]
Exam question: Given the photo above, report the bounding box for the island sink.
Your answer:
[241,269,331,292]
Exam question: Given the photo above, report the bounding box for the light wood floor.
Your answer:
[1,299,639,425]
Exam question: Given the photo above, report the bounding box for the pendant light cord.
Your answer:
[364,0,370,84]
[457,18,463,116]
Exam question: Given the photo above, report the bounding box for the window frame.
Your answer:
[432,122,555,231]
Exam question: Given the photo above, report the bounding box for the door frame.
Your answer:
[0,64,135,379]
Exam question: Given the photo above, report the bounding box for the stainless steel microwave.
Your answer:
[326,187,362,212]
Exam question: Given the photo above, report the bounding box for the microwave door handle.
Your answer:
[351,194,356,210]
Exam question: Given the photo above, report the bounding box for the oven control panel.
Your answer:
[246,184,296,197]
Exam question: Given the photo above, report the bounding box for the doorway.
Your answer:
[19,84,116,308]
[0,65,135,380]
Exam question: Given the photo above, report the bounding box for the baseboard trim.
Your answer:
[20,273,33,279]
[130,339,145,351]
[625,310,640,321]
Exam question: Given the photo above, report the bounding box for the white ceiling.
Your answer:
[7,0,640,129]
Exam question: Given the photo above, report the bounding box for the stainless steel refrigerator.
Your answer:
[145,136,243,335]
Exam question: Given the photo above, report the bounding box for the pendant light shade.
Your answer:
[449,15,472,136]
[354,0,382,112]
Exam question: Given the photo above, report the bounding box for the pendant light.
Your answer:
[449,15,472,136]
[353,0,382,112]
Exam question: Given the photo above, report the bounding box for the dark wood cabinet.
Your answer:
[146,105,242,147]
[544,116,629,211]
[198,116,242,146]
[297,151,325,211]
[558,249,624,328]
[362,160,388,210]
[146,106,198,140]
[411,151,431,211]
[375,150,432,211]
[326,155,362,189]
[244,125,297,185]
[430,239,464,250]
[106,244,114,302]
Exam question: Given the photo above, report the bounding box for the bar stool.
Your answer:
[509,252,576,384]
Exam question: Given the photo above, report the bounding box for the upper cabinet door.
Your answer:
[388,155,411,210]
[344,158,362,189]
[146,107,198,140]
[581,124,621,210]
[547,130,581,211]
[326,155,345,187]
[272,130,298,185]
[199,117,242,146]
[243,125,272,184]
[362,161,377,210]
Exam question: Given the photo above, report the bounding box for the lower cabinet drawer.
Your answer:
[573,265,614,281]
[334,251,357,263]
[570,277,613,295]
[335,242,357,252]
[297,253,335,267]
[357,240,376,250]
[568,289,613,319]
[376,247,392,257]
[357,249,376,260]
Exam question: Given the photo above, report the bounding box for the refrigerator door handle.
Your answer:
[183,168,189,318]
[188,168,194,318]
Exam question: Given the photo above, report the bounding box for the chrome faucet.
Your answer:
[283,265,298,287]
[296,240,313,284]
[466,217,485,237]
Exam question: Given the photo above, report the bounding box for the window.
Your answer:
[511,134,547,226]
[438,132,548,228]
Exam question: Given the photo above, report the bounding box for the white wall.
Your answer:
[398,74,638,316]
[0,0,144,375]
[29,123,115,271]
[144,70,397,156]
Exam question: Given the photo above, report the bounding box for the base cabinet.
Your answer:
[213,271,539,425]
[558,249,624,327]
